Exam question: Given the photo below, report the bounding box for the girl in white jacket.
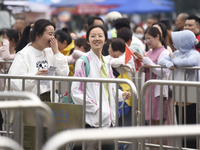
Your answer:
[71,25,131,128]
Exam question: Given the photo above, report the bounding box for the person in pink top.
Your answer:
[65,38,90,64]
[0,29,20,90]
[135,27,170,125]
[135,26,170,149]
[0,29,19,61]
[0,29,20,132]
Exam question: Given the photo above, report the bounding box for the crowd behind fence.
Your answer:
[1,61,200,149]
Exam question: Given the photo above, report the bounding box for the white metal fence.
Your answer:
[1,64,200,149]
[0,136,24,150]
[42,124,200,150]
[41,79,200,150]
[0,91,54,150]
[0,74,138,149]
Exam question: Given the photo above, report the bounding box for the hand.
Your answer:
[36,69,49,76]
[170,66,175,70]
[122,91,131,100]
[134,51,143,62]
[49,38,59,54]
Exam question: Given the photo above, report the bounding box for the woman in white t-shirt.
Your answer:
[8,19,69,102]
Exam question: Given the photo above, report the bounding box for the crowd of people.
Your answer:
[0,11,200,150]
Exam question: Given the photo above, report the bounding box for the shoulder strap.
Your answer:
[79,56,90,77]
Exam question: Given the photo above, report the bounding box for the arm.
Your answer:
[53,53,69,76]
[172,51,200,67]
[66,50,87,64]
[0,39,15,60]
[110,54,136,71]
[158,54,174,69]
[65,55,74,64]
[116,89,131,102]
[48,37,69,76]
[8,53,37,91]
[71,59,99,114]
[110,57,125,68]
[143,50,170,77]
[72,50,87,59]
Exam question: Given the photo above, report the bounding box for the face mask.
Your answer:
[134,33,144,39]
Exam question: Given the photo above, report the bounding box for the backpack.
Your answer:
[79,56,90,77]
[62,56,90,104]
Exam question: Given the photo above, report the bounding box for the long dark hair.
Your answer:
[6,29,20,44]
[145,26,165,47]
[55,28,72,45]
[152,22,167,48]
[30,19,55,42]
[15,19,55,53]
[15,25,31,53]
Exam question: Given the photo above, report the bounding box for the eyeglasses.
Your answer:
[144,38,151,43]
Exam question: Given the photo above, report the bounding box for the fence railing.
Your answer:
[0,74,138,149]
[1,65,200,149]
[139,80,200,150]
[42,124,200,150]
[137,66,200,126]
[131,66,200,149]
[137,65,200,90]
[0,136,24,150]
[0,60,13,74]
[0,91,54,150]
[0,74,138,125]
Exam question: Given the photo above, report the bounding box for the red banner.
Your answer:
[76,4,116,15]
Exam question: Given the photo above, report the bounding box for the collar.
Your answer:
[60,40,75,55]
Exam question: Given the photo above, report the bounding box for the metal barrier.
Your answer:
[41,79,200,150]
[137,66,200,125]
[137,65,200,91]
[136,66,200,149]
[0,74,138,124]
[137,65,170,125]
[0,60,13,91]
[115,64,135,79]
[0,60,13,74]
[137,65,169,91]
[42,124,200,150]
[1,65,200,149]
[0,136,24,150]
[0,74,138,148]
[0,91,54,150]
[140,80,200,150]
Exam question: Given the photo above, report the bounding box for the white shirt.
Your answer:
[8,43,69,101]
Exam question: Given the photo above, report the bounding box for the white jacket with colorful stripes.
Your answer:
[71,50,124,128]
